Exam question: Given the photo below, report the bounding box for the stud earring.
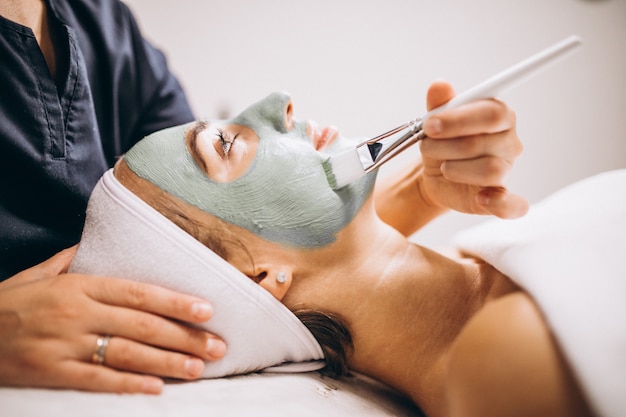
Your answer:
[276,272,287,284]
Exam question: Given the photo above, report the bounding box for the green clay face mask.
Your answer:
[125,91,377,248]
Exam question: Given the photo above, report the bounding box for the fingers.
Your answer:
[421,130,523,162]
[36,245,78,275]
[38,245,78,271]
[441,156,512,188]
[91,303,226,362]
[78,276,226,367]
[59,361,164,395]
[98,336,206,380]
[83,276,214,324]
[0,270,226,394]
[7,245,79,286]
[476,188,529,219]
[79,275,227,376]
[424,98,516,139]
[418,80,528,220]
[420,81,523,205]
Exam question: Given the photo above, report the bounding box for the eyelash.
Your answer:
[216,128,239,158]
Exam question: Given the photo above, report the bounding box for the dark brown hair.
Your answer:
[294,309,353,378]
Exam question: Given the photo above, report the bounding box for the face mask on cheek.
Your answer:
[125,93,377,249]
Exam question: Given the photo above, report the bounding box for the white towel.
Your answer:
[453,169,626,417]
[70,169,325,377]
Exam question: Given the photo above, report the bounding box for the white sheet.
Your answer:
[0,372,423,416]
[453,169,626,417]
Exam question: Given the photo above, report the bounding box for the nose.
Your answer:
[261,91,294,133]
[284,100,294,131]
[231,91,296,134]
[269,91,294,132]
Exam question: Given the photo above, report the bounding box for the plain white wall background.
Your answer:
[124,0,625,246]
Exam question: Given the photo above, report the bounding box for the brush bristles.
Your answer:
[322,148,366,190]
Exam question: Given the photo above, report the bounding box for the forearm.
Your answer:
[374,160,448,237]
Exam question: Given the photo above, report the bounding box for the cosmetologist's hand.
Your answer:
[419,80,529,219]
[0,246,226,394]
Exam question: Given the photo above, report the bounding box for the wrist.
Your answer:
[414,166,448,214]
[374,160,448,236]
[411,165,449,226]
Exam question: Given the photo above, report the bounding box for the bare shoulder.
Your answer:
[446,292,595,417]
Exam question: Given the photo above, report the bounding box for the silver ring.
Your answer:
[91,335,111,365]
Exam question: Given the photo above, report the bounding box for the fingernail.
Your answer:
[424,118,442,136]
[206,338,227,359]
[191,302,213,320]
[142,377,164,394]
[184,358,205,377]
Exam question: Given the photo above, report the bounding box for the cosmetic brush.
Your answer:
[323,35,582,190]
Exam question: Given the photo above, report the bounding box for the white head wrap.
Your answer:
[70,169,325,377]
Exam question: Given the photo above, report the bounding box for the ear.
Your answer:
[257,268,292,301]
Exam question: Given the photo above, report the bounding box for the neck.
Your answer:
[285,201,508,415]
[0,0,57,77]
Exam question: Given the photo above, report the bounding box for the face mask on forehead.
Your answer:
[124,92,377,249]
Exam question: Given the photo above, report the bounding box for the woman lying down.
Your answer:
[74,86,624,417]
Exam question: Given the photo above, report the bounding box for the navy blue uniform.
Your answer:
[0,0,194,280]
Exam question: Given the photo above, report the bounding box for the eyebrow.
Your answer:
[187,120,209,172]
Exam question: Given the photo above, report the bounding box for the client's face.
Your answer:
[124,91,377,249]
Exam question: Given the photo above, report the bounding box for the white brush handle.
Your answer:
[423,35,582,120]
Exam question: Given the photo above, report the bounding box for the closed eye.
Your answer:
[216,128,239,158]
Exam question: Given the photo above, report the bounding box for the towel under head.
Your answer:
[70,169,325,377]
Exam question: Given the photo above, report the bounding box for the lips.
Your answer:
[308,121,339,151]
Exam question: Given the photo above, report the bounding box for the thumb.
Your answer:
[41,245,78,275]
[9,245,78,284]
[426,80,456,111]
